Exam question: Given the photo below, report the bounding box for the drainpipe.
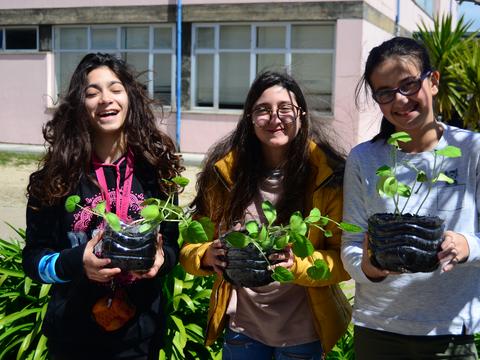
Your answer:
[395,0,400,36]
[176,0,182,151]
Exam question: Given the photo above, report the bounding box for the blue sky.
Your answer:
[459,2,480,31]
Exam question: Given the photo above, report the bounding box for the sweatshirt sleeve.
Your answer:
[23,197,86,283]
[341,149,372,284]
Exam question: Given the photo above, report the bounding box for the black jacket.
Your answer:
[23,156,179,356]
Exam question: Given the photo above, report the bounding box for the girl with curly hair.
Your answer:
[23,53,182,359]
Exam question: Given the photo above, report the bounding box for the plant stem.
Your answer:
[415,152,438,215]
[250,239,273,268]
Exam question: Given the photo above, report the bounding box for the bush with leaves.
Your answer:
[414,15,479,127]
[0,225,50,360]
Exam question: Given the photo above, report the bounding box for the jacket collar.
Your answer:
[213,140,334,189]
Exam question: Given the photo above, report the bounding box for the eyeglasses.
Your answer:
[372,71,432,104]
[250,103,303,128]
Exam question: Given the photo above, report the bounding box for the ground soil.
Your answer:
[0,163,200,240]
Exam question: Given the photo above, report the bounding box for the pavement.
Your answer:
[0,143,203,240]
[0,143,205,166]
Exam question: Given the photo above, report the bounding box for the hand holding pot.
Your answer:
[83,231,122,283]
[361,234,390,281]
[202,239,227,276]
[268,245,294,270]
[438,231,469,272]
[131,234,165,279]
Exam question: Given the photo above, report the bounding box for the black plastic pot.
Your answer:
[368,213,444,273]
[221,235,282,288]
[97,222,157,271]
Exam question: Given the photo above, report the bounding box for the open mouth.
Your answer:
[395,103,418,116]
[97,110,119,118]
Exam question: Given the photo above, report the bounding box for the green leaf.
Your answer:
[305,208,321,223]
[434,172,455,184]
[416,170,428,182]
[197,217,215,241]
[139,223,154,233]
[0,308,41,327]
[273,235,289,250]
[307,259,331,280]
[141,198,160,206]
[388,131,412,147]
[187,221,209,243]
[271,267,294,282]
[93,201,106,215]
[435,145,462,158]
[140,204,160,221]
[33,335,48,360]
[64,195,80,212]
[171,176,190,187]
[289,211,307,235]
[105,213,121,232]
[245,220,259,235]
[262,201,277,225]
[171,315,187,353]
[396,182,412,197]
[324,230,333,237]
[0,267,24,277]
[225,231,250,248]
[339,222,363,233]
[24,276,32,295]
[291,233,314,258]
[375,165,392,177]
[381,176,398,198]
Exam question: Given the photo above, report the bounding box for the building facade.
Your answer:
[0,0,458,153]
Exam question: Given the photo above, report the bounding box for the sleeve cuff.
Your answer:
[460,232,480,263]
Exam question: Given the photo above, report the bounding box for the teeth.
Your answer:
[99,111,118,116]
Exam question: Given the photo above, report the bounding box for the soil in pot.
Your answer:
[220,235,282,288]
[368,213,445,273]
[96,222,158,271]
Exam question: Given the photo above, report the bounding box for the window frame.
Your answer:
[190,22,336,114]
[53,24,176,107]
[0,26,39,52]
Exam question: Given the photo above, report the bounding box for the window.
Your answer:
[53,25,175,105]
[415,0,434,17]
[0,27,38,50]
[191,23,335,112]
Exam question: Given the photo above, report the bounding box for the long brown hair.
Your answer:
[192,71,343,226]
[28,53,183,206]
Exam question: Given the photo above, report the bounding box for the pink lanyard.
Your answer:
[92,149,134,222]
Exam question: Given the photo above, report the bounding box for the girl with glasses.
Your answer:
[23,53,181,359]
[342,36,480,359]
[180,71,351,359]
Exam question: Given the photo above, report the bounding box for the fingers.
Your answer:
[201,239,227,275]
[268,247,294,270]
[438,231,468,272]
[361,233,390,280]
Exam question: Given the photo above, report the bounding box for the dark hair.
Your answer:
[354,37,432,142]
[192,70,343,226]
[28,53,183,205]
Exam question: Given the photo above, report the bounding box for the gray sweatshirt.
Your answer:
[341,123,480,335]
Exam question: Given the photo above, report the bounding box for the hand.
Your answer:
[131,234,165,280]
[201,239,227,276]
[361,233,390,280]
[268,245,294,270]
[438,231,469,272]
[83,231,121,283]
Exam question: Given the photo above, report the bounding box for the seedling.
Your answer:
[223,201,362,283]
[375,131,461,216]
[65,176,213,242]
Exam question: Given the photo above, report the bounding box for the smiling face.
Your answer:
[84,66,129,139]
[369,57,439,133]
[251,85,302,162]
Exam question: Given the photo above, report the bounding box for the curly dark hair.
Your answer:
[27,53,183,206]
[192,70,344,226]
